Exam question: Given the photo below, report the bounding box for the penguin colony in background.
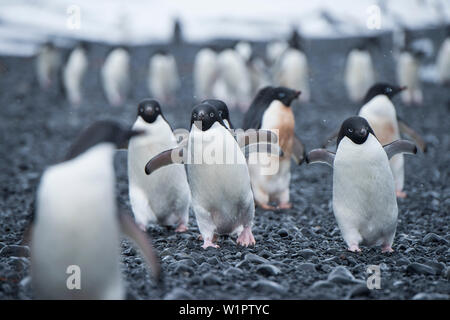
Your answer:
[27,25,448,298]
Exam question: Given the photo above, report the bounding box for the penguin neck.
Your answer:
[336,134,384,163]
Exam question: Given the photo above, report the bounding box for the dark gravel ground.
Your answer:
[0,27,449,300]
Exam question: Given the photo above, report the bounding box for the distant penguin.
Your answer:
[396,49,423,105]
[345,45,376,103]
[193,47,218,101]
[215,48,252,111]
[145,104,257,248]
[248,54,271,97]
[29,121,160,299]
[306,116,417,252]
[128,99,191,232]
[101,47,130,106]
[243,86,306,210]
[202,99,233,129]
[36,42,62,89]
[62,42,88,106]
[235,41,252,61]
[266,40,288,66]
[148,50,180,104]
[358,83,427,198]
[273,29,310,102]
[436,31,450,85]
[172,18,183,45]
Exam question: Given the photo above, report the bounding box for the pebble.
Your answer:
[202,273,222,285]
[164,288,195,300]
[0,245,29,257]
[251,280,286,294]
[277,229,289,237]
[406,263,436,275]
[422,233,448,245]
[223,267,244,277]
[244,253,269,264]
[256,264,281,276]
[412,293,450,300]
[297,263,317,272]
[298,249,316,259]
[328,266,358,285]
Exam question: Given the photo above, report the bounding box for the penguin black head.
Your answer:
[138,99,162,123]
[363,83,406,104]
[266,86,301,107]
[65,121,143,161]
[337,116,375,147]
[202,99,233,129]
[190,103,225,131]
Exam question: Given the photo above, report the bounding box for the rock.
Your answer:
[406,263,436,275]
[310,280,337,290]
[298,263,317,272]
[244,253,269,264]
[164,288,195,300]
[223,267,244,277]
[347,284,371,298]
[328,266,355,284]
[277,229,289,237]
[173,263,194,276]
[252,280,286,294]
[412,293,450,300]
[202,273,222,285]
[0,245,29,257]
[396,257,411,266]
[298,249,315,259]
[207,257,220,265]
[423,233,448,244]
[256,264,281,276]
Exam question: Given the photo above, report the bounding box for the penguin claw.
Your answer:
[202,241,219,249]
[277,202,293,210]
[236,227,256,247]
[256,202,276,211]
[348,245,362,253]
[381,246,394,253]
[175,224,188,232]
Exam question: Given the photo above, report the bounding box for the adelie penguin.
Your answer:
[436,27,450,85]
[61,42,89,106]
[144,102,281,249]
[243,86,306,210]
[201,99,233,129]
[27,121,160,299]
[101,47,130,106]
[128,99,191,232]
[324,83,427,198]
[306,116,417,253]
[344,38,377,103]
[193,47,219,101]
[273,28,310,103]
[148,50,180,105]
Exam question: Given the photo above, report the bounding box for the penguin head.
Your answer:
[201,99,233,129]
[363,83,406,104]
[137,99,163,124]
[190,103,226,131]
[272,86,301,107]
[337,116,375,147]
[65,121,143,161]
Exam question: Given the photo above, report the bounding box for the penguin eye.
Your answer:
[193,113,197,119]
[348,128,354,133]
[218,111,223,117]
[386,87,393,93]
[139,108,144,113]
[210,112,214,118]
[279,93,286,98]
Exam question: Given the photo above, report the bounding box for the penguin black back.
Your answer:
[337,116,375,147]
[65,121,139,161]
[243,86,300,130]
[191,103,225,131]
[362,83,405,104]
[202,99,233,129]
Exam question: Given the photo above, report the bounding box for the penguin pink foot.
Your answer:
[175,223,188,232]
[396,190,407,198]
[277,202,292,210]
[348,244,362,252]
[202,239,219,249]
[236,227,256,247]
[381,245,394,253]
[256,201,276,211]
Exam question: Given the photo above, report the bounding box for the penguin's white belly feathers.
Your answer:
[31,145,123,299]
[128,117,190,226]
[187,123,253,234]
[63,48,88,105]
[274,49,310,102]
[345,50,375,102]
[148,55,179,101]
[101,49,130,106]
[36,48,61,88]
[193,48,218,100]
[437,38,450,84]
[333,135,398,246]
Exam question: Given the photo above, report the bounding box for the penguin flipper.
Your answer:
[321,129,339,148]
[398,120,427,153]
[119,212,161,282]
[383,139,417,159]
[306,148,335,167]
[243,143,284,158]
[235,129,278,148]
[144,147,185,175]
[291,134,306,165]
